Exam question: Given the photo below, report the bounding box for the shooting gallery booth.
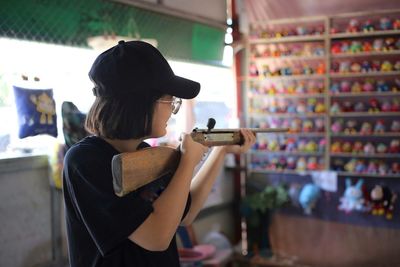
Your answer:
[1,1,400,267]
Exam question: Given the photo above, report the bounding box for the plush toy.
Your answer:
[380,60,393,72]
[376,143,388,154]
[380,17,392,31]
[351,82,362,92]
[378,162,389,175]
[376,80,389,92]
[388,139,400,153]
[305,141,318,152]
[369,185,397,219]
[331,141,342,153]
[307,157,318,170]
[391,162,400,174]
[286,156,296,170]
[391,99,400,112]
[331,119,344,133]
[354,102,366,112]
[315,102,326,113]
[315,118,325,132]
[352,141,363,154]
[367,160,378,174]
[331,43,342,54]
[330,101,341,114]
[330,82,340,93]
[368,98,380,112]
[364,142,375,154]
[341,141,352,153]
[374,120,386,133]
[373,39,384,51]
[362,41,373,52]
[302,120,313,132]
[361,60,371,72]
[347,19,360,32]
[296,157,307,171]
[299,183,321,215]
[338,178,366,213]
[390,120,400,132]
[362,19,375,32]
[344,120,358,134]
[360,122,372,135]
[393,19,400,30]
[362,79,374,92]
[355,160,366,173]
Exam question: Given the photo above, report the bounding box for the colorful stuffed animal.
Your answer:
[338,178,366,213]
[299,183,321,215]
[370,185,397,219]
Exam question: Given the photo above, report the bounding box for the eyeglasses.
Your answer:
[156,97,182,114]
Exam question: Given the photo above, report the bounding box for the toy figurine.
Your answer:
[296,101,307,114]
[374,119,386,133]
[380,60,393,72]
[376,80,389,92]
[391,162,400,174]
[370,185,397,219]
[355,160,366,173]
[351,81,362,92]
[315,118,325,132]
[331,141,342,153]
[367,160,378,174]
[331,119,344,133]
[347,19,360,32]
[344,120,358,134]
[352,141,363,154]
[362,19,375,32]
[342,101,353,112]
[331,43,342,54]
[307,157,318,170]
[299,183,320,215]
[379,162,389,175]
[305,140,318,152]
[373,38,384,51]
[338,178,366,213]
[318,138,326,152]
[364,142,375,154]
[296,157,307,171]
[379,17,392,31]
[354,102,366,112]
[393,19,400,30]
[307,98,317,113]
[341,141,352,153]
[330,82,340,94]
[330,101,341,114]
[388,139,400,153]
[286,156,296,170]
[340,80,351,92]
[390,120,400,132]
[368,98,380,112]
[361,60,371,72]
[350,41,362,53]
[384,37,396,51]
[376,143,388,154]
[344,158,357,172]
[360,122,372,135]
[362,79,374,92]
[339,61,351,73]
[362,41,373,52]
[350,62,361,73]
[381,101,391,112]
[315,102,326,113]
[302,120,313,132]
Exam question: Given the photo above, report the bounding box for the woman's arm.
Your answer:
[128,134,207,251]
[182,129,256,225]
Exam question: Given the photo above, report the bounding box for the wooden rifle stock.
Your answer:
[112,127,288,196]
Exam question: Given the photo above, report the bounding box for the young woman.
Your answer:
[63,40,256,267]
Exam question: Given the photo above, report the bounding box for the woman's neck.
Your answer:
[103,138,144,153]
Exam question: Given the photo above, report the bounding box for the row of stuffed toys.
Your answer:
[249,16,399,39]
[331,119,400,134]
[255,117,325,133]
[330,79,400,94]
[250,80,325,95]
[251,97,326,114]
[249,62,325,77]
[293,179,397,220]
[253,137,326,153]
[331,37,400,54]
[331,59,400,74]
[332,158,399,175]
[330,98,400,113]
[331,17,400,34]
[251,43,325,58]
[251,155,325,172]
[330,139,400,154]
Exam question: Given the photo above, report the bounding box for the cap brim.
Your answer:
[164,75,200,99]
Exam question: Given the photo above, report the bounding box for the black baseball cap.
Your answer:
[89,40,200,99]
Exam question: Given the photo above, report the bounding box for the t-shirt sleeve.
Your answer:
[64,148,154,256]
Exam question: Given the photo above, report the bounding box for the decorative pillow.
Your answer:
[13,85,58,138]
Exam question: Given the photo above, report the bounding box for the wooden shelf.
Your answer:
[331,133,400,138]
[251,151,324,156]
[330,112,400,117]
[249,93,325,99]
[248,74,326,81]
[330,30,400,39]
[330,153,400,158]
[330,71,400,78]
[329,92,400,98]
[250,169,315,175]
[252,55,325,61]
[249,35,325,44]
[251,113,326,118]
[331,50,400,58]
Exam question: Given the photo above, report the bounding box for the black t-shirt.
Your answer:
[63,136,190,267]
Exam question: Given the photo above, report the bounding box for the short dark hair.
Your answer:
[85,92,164,139]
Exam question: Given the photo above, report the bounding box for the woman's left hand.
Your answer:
[225,128,256,154]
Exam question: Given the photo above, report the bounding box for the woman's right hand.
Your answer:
[179,133,208,167]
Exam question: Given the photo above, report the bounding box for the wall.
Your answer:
[0,155,66,267]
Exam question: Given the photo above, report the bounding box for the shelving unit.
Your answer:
[244,9,400,178]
